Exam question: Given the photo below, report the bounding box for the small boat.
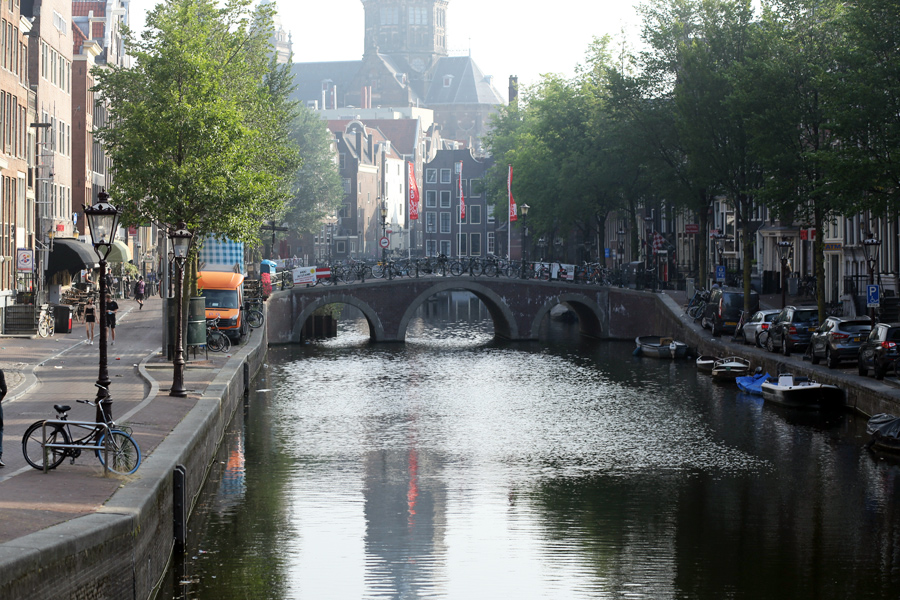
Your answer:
[736,372,771,395]
[696,355,718,373]
[711,356,751,381]
[760,374,844,409]
[634,336,688,359]
[866,414,900,453]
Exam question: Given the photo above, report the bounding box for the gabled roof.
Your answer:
[72,1,107,17]
[325,118,421,157]
[291,61,363,106]
[425,56,505,106]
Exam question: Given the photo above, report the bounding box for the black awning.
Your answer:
[47,238,99,277]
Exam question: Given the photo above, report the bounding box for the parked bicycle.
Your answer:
[206,316,232,352]
[21,384,141,475]
[244,299,265,329]
[37,304,55,338]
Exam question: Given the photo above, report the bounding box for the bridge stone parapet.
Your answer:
[264,277,682,344]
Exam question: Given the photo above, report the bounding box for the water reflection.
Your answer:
[168,292,900,600]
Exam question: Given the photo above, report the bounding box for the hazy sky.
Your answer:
[127,0,645,91]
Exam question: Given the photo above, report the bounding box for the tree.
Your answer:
[93,0,301,248]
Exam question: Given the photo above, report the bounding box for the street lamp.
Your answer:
[520,203,530,264]
[537,237,548,261]
[83,189,121,421]
[168,222,193,398]
[863,234,881,320]
[777,238,793,309]
[379,200,388,269]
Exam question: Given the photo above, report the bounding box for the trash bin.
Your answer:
[788,276,799,297]
[187,297,206,347]
[53,305,72,334]
[686,278,695,299]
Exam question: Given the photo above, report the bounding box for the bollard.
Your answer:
[173,464,187,550]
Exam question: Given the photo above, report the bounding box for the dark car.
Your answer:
[701,288,761,337]
[766,305,819,356]
[809,316,872,368]
[858,323,900,380]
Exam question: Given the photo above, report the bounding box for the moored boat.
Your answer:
[696,355,718,372]
[711,356,751,381]
[635,336,689,359]
[736,372,771,395]
[760,374,844,409]
[866,414,900,453]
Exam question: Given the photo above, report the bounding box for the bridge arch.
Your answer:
[531,292,606,339]
[396,280,519,341]
[293,293,385,342]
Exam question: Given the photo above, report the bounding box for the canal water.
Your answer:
[166,293,900,599]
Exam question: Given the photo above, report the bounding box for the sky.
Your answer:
[127,0,646,91]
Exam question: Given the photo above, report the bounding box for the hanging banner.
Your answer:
[458,161,466,220]
[408,161,420,221]
[508,164,517,222]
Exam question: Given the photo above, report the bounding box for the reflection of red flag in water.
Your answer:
[508,164,517,222]
[408,161,419,220]
[458,161,466,220]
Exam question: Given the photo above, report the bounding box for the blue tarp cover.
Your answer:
[867,414,900,439]
[736,373,771,396]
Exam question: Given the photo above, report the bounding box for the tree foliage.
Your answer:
[93,0,301,247]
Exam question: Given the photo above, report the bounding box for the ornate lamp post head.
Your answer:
[520,203,530,218]
[169,222,193,264]
[168,221,193,398]
[84,189,121,261]
[862,235,881,271]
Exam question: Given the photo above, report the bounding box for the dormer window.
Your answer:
[443,75,454,88]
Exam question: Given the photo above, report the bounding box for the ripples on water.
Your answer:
[171,298,900,600]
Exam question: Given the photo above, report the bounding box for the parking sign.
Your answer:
[867,285,880,308]
[716,265,726,282]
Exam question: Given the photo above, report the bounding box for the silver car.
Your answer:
[741,309,781,346]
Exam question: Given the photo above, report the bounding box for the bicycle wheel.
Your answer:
[371,264,385,278]
[97,430,141,475]
[38,318,50,338]
[247,309,264,329]
[449,262,463,276]
[22,421,71,470]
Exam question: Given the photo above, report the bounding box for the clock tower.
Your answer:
[361,0,449,72]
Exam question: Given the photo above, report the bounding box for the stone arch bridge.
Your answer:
[265,277,673,344]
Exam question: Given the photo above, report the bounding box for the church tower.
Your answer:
[361,0,449,75]
[260,0,293,63]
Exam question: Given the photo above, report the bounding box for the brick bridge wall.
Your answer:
[266,278,675,343]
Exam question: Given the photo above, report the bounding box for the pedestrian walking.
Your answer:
[0,367,6,467]
[106,294,119,345]
[134,276,146,309]
[84,296,96,344]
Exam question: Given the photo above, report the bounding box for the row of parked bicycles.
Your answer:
[297,255,630,287]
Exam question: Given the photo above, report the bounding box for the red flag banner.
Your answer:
[408,161,419,221]
[652,232,666,254]
[508,164,517,222]
[458,161,466,220]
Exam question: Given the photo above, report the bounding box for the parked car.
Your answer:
[701,287,761,337]
[858,322,900,380]
[765,305,820,356]
[740,309,781,346]
[809,316,872,368]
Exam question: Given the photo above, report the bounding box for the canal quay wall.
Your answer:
[647,291,900,418]
[0,329,267,600]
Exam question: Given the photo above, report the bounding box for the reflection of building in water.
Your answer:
[363,439,448,594]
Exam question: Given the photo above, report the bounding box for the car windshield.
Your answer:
[794,310,818,323]
[201,289,239,309]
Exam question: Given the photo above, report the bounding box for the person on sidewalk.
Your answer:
[84,296,96,344]
[134,276,146,309]
[106,294,119,345]
[0,367,6,467]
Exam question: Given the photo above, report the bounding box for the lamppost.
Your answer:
[863,234,881,320]
[554,237,564,263]
[83,189,121,421]
[380,200,388,266]
[520,203,530,263]
[168,223,193,398]
[777,238,793,309]
[617,228,625,268]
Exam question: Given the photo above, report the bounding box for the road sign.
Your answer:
[379,237,390,249]
[867,284,881,308]
[716,265,726,282]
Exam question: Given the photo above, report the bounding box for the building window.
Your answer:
[487,204,495,223]
[425,190,437,208]
[487,232,495,255]
[336,240,346,254]
[426,239,437,256]
[440,190,451,208]
[426,168,437,183]
[470,233,481,256]
[440,240,451,256]
[440,168,451,184]
[440,212,451,233]
[339,153,346,169]
[470,178,483,197]
[458,233,467,255]
[426,212,437,233]
[468,204,481,225]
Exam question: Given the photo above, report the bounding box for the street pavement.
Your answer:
[0,295,234,544]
